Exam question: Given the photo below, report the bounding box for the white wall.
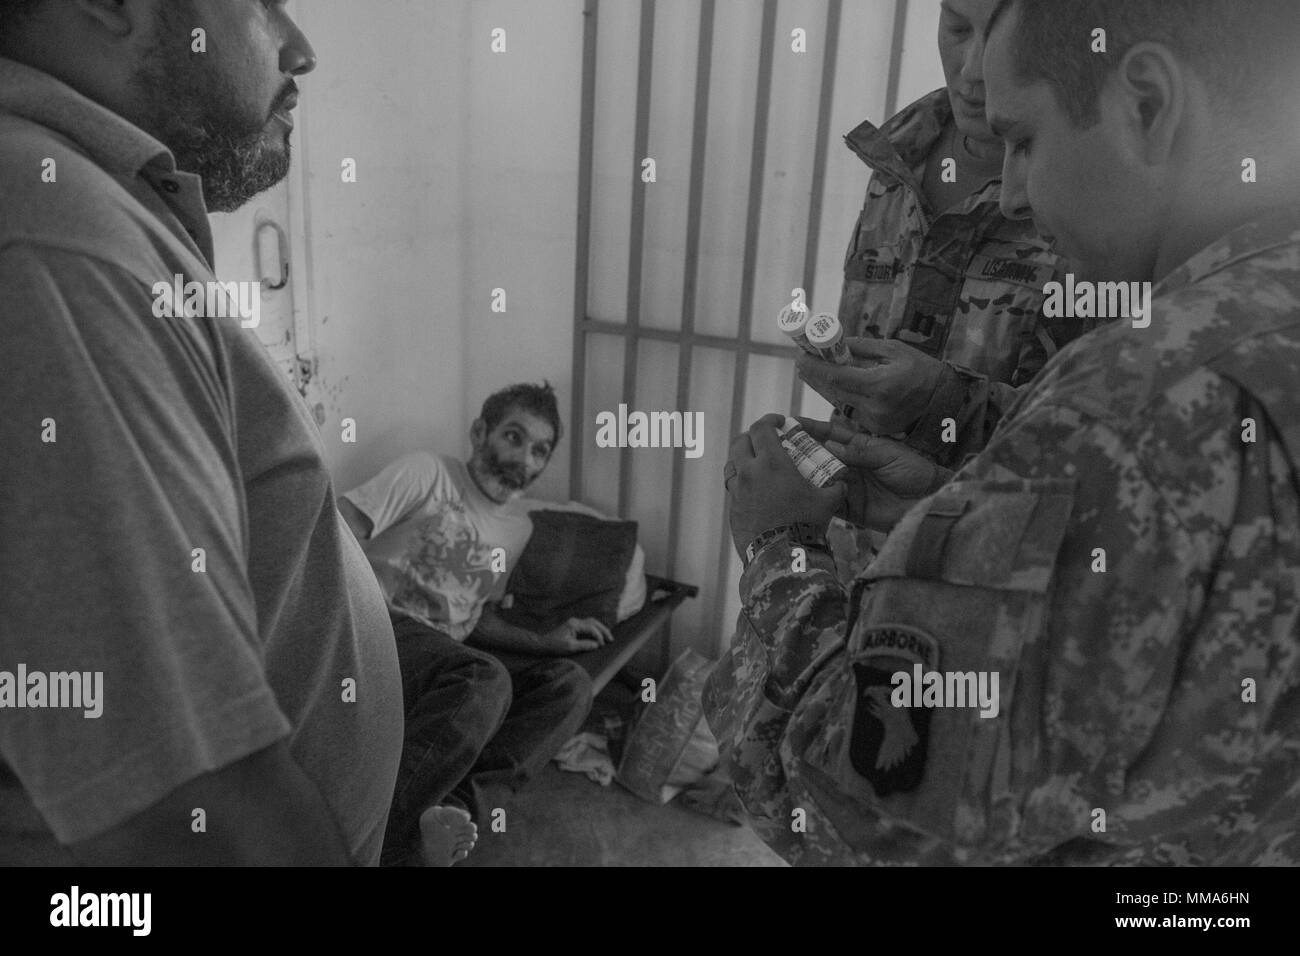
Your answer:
[291,0,473,494]
[459,0,587,504]
[898,0,944,109]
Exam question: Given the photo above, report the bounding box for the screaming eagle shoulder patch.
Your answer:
[850,624,940,797]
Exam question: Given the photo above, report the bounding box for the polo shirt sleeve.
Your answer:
[0,244,292,845]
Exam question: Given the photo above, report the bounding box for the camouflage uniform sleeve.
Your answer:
[714,542,849,863]
[901,361,1017,469]
[903,262,1105,470]
[944,396,1223,860]
[722,538,967,865]
[738,544,847,711]
[962,374,1296,863]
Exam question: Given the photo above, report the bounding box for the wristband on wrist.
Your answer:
[744,522,829,566]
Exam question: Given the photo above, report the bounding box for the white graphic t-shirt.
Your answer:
[344,453,534,641]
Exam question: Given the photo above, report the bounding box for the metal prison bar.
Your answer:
[570,0,912,662]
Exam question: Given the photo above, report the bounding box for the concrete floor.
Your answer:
[458,680,785,867]
[459,761,786,867]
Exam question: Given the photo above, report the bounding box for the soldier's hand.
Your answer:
[727,414,846,558]
[796,338,943,436]
[800,418,950,533]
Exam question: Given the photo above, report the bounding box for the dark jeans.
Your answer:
[380,613,593,866]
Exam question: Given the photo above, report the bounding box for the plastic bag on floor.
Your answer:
[616,649,719,804]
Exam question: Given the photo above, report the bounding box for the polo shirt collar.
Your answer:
[0,56,214,267]
[0,56,173,178]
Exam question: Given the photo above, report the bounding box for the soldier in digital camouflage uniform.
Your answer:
[710,0,1300,866]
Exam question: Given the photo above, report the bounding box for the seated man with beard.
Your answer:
[338,382,609,866]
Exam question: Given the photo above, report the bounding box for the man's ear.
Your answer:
[71,0,136,38]
[470,419,487,447]
[1116,41,1186,167]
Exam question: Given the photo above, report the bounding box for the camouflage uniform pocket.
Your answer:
[840,244,904,340]
[789,477,1076,859]
[937,250,1057,383]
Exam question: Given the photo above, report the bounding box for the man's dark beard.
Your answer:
[172,125,291,214]
[482,447,532,491]
[129,4,292,213]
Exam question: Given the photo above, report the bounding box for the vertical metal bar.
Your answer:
[884,0,910,119]
[617,0,657,519]
[802,0,842,302]
[789,371,804,416]
[663,0,716,674]
[789,0,843,417]
[570,0,600,502]
[712,0,778,656]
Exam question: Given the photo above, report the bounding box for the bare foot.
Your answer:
[418,806,477,867]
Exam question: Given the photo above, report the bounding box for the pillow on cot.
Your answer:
[500,508,640,634]
[516,498,648,623]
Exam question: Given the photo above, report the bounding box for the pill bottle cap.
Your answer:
[777,304,810,336]
[805,312,843,348]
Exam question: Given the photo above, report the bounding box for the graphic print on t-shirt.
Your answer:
[388,498,499,632]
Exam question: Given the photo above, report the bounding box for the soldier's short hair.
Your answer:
[480,382,563,449]
[985,0,1300,128]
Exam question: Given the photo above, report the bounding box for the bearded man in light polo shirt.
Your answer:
[0,0,401,864]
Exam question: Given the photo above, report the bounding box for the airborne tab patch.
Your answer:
[849,625,939,797]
